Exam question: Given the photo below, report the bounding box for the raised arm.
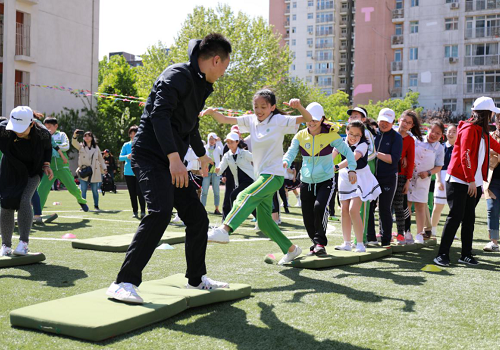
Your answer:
[283,99,312,124]
[201,108,238,125]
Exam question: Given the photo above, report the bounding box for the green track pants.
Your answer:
[224,174,292,254]
[38,168,87,209]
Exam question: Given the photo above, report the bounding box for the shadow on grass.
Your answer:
[253,268,416,312]
[0,263,87,287]
[28,219,92,233]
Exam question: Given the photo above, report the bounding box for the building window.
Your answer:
[292,39,296,46]
[308,13,313,19]
[394,75,402,88]
[307,38,313,46]
[443,99,457,112]
[445,18,459,31]
[292,14,297,21]
[317,12,334,23]
[396,0,403,9]
[306,63,313,70]
[409,47,418,60]
[409,74,418,87]
[410,21,419,34]
[395,49,402,62]
[411,0,419,7]
[293,2,297,8]
[292,27,296,33]
[465,43,500,66]
[306,76,312,83]
[466,71,500,94]
[445,45,458,58]
[307,25,313,33]
[444,72,458,85]
[308,0,313,6]
[307,51,312,57]
[395,24,403,35]
[291,64,296,71]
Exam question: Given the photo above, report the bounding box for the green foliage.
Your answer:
[97,55,143,156]
[359,92,423,121]
[136,42,172,98]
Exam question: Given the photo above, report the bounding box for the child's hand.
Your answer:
[283,161,288,169]
[348,171,357,184]
[62,155,68,164]
[200,108,215,117]
[438,182,444,191]
[283,99,302,110]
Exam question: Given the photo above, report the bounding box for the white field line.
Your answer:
[57,216,139,224]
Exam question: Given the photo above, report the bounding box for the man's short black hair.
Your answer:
[44,117,58,125]
[199,33,232,61]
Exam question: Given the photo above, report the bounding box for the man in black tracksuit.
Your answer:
[108,34,232,304]
[367,108,403,246]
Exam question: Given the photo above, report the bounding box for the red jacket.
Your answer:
[447,120,500,183]
[399,135,415,178]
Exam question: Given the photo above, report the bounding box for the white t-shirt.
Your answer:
[448,138,485,186]
[237,113,298,177]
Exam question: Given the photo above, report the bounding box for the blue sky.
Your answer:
[99,0,270,58]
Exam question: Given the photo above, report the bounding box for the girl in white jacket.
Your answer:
[201,132,224,214]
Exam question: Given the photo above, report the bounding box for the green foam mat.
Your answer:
[390,242,420,253]
[0,253,46,268]
[10,274,251,342]
[71,232,185,252]
[356,246,392,262]
[265,250,360,269]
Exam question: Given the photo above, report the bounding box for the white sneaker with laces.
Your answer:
[207,226,230,244]
[483,241,500,252]
[1,244,12,256]
[354,244,366,253]
[335,242,352,251]
[13,240,29,256]
[106,282,143,304]
[186,275,229,290]
[405,231,414,245]
[415,233,424,244]
[278,245,302,265]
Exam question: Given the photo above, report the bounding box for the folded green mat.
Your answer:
[71,232,185,252]
[0,253,46,268]
[265,246,391,269]
[10,274,251,342]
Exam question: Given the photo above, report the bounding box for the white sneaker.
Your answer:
[404,231,414,245]
[106,282,143,304]
[207,226,230,244]
[278,245,302,265]
[171,214,183,224]
[367,241,380,246]
[335,242,352,251]
[254,223,260,231]
[354,244,366,253]
[483,241,500,252]
[186,275,229,290]
[415,233,424,244]
[1,244,12,256]
[295,198,301,207]
[13,241,29,256]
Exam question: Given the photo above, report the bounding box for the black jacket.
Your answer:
[133,39,213,165]
[374,128,403,177]
[0,121,52,209]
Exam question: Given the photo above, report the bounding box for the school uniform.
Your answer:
[433,141,453,205]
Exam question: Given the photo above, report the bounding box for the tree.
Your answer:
[359,92,423,121]
[97,55,143,156]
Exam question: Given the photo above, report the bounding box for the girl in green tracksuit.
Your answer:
[203,89,312,265]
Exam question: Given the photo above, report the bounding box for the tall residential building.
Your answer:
[109,52,143,67]
[0,0,99,117]
[269,0,356,97]
[353,0,500,115]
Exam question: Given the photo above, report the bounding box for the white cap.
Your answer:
[208,132,218,140]
[306,102,325,121]
[347,107,367,119]
[7,106,34,133]
[225,132,240,142]
[377,108,396,123]
[472,96,500,114]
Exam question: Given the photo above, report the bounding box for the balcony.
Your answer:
[317,3,334,11]
[315,68,334,74]
[339,44,348,51]
[340,57,347,64]
[392,9,404,22]
[390,88,403,98]
[339,83,347,89]
[283,33,290,39]
[315,55,334,61]
[315,42,334,49]
[391,61,403,72]
[316,30,334,37]
[340,32,349,39]
[465,26,500,39]
[14,83,30,107]
[15,22,31,57]
[317,81,333,87]
[464,55,500,66]
[316,17,334,24]
[391,35,404,46]
[285,9,290,14]
[284,21,290,28]
[18,0,39,4]
[465,82,500,95]
[466,0,500,12]
[340,18,349,26]
[339,70,347,77]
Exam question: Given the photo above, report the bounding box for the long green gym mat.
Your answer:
[71,232,185,252]
[10,273,251,341]
[265,239,437,269]
[0,253,46,268]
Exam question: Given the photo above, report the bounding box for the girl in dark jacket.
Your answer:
[0,106,53,256]
[434,97,500,266]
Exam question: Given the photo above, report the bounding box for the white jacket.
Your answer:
[204,139,224,168]
[217,148,254,187]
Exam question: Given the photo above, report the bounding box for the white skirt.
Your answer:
[434,169,447,205]
[408,175,431,203]
[338,166,381,202]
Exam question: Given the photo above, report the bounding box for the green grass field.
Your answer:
[1,188,499,349]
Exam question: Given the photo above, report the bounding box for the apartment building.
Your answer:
[269,0,356,97]
[0,0,99,117]
[353,0,500,115]
[109,52,143,67]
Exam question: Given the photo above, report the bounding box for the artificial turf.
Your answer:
[1,188,498,349]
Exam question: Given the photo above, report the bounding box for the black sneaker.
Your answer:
[458,255,479,265]
[44,213,58,223]
[314,246,327,256]
[433,254,450,267]
[284,207,290,214]
[79,203,89,212]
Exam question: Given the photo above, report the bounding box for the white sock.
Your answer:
[356,242,364,248]
[344,241,351,246]
[431,227,437,236]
